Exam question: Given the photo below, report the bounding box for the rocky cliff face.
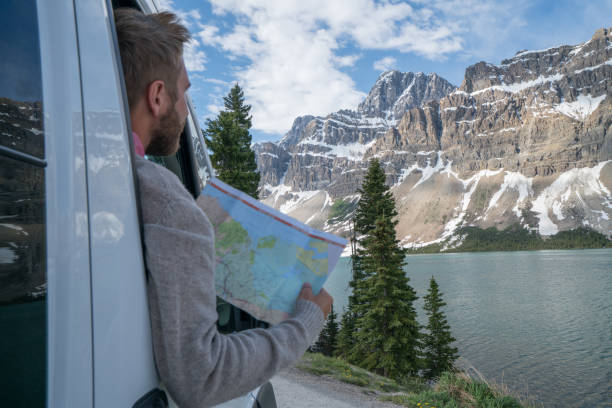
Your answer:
[254,72,455,196]
[255,28,612,247]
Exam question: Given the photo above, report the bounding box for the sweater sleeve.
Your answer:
[135,158,325,408]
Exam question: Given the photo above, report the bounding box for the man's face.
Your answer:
[147,61,191,156]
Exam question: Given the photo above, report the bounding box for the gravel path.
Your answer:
[270,366,404,408]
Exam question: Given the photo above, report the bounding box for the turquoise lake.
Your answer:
[323,249,612,408]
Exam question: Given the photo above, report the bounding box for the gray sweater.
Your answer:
[135,156,325,407]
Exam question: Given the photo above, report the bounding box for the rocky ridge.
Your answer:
[254,28,612,247]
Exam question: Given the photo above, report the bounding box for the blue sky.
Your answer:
[158,0,612,143]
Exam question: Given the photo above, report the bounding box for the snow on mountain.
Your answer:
[255,27,612,246]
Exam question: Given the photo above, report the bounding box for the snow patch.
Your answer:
[514,46,560,58]
[394,77,416,106]
[259,152,279,159]
[297,138,376,161]
[436,168,503,242]
[531,161,612,235]
[569,40,591,56]
[574,58,612,74]
[553,94,607,120]
[279,190,321,214]
[471,74,564,96]
[262,171,292,207]
[486,171,533,218]
[397,151,446,189]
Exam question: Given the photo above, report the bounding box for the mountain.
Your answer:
[254,28,612,249]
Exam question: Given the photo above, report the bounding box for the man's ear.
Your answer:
[146,80,166,118]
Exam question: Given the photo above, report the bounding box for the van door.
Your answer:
[73,0,158,406]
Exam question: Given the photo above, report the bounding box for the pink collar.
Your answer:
[132,132,145,157]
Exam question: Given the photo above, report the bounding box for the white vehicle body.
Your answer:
[0,0,276,406]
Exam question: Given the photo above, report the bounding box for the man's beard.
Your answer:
[146,106,185,156]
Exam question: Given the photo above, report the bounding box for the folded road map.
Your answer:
[198,177,347,324]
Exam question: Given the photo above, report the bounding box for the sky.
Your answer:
[157,0,612,144]
[1,0,42,102]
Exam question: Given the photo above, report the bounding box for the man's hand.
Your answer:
[298,283,333,319]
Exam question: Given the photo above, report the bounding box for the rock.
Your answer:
[255,28,612,244]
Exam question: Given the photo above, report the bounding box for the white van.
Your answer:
[0,0,276,406]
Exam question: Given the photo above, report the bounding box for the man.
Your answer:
[114,8,333,408]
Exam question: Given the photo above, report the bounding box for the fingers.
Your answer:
[299,282,313,300]
[314,288,333,319]
[297,283,333,319]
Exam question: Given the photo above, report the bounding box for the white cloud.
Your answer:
[414,0,530,61]
[165,0,532,136]
[195,0,470,134]
[183,39,206,72]
[197,25,220,45]
[333,54,362,67]
[206,103,223,116]
[156,0,206,71]
[373,56,397,72]
[203,77,231,86]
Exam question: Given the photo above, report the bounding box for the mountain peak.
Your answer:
[358,71,455,119]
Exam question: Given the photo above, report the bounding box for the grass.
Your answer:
[297,352,533,408]
[297,352,423,394]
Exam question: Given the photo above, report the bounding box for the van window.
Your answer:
[0,1,47,407]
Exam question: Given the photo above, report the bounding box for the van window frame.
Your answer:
[106,0,268,334]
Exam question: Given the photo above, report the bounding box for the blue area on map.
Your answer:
[203,184,329,314]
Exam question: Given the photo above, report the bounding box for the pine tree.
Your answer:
[422,276,459,379]
[313,305,339,356]
[353,159,397,235]
[204,84,260,198]
[335,306,355,358]
[336,230,358,360]
[223,84,252,129]
[352,215,421,379]
[340,159,403,365]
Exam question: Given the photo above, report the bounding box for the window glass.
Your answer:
[187,116,210,190]
[0,0,44,159]
[0,0,47,406]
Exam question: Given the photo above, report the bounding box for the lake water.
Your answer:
[323,249,612,408]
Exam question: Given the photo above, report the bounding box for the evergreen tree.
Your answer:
[353,159,397,235]
[422,276,459,379]
[341,159,403,365]
[336,226,358,360]
[352,215,421,379]
[313,305,339,356]
[204,84,260,198]
[223,84,252,129]
[335,306,355,358]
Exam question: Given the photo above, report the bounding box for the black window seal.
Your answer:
[0,145,47,167]
[180,124,202,197]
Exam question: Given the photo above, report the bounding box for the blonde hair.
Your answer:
[114,8,190,110]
